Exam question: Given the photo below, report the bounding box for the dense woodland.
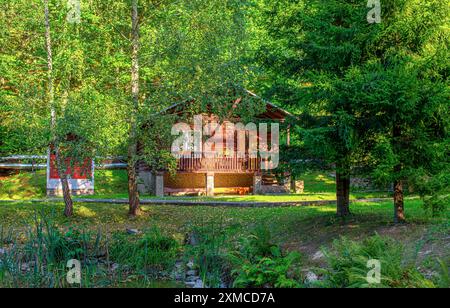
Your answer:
[0,0,448,222]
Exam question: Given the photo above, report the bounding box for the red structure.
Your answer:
[48,155,92,180]
[47,153,94,196]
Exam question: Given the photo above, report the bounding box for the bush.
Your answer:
[319,235,435,288]
[230,226,303,288]
[422,195,449,217]
[232,252,302,288]
[109,228,179,276]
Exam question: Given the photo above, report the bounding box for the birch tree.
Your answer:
[44,0,74,216]
[128,0,140,216]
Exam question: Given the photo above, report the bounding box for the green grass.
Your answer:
[0,199,447,251]
[0,199,448,287]
[0,169,130,200]
[0,171,46,200]
[0,170,447,288]
[0,169,391,201]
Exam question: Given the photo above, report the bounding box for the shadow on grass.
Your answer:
[1,199,445,257]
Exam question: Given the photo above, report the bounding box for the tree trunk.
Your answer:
[44,0,74,217]
[44,0,55,129]
[290,174,296,193]
[127,162,140,216]
[128,0,140,216]
[336,167,351,217]
[393,124,405,223]
[393,176,405,223]
[55,150,74,217]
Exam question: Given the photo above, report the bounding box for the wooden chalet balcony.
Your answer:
[176,154,262,173]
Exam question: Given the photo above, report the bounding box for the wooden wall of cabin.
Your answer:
[164,173,253,189]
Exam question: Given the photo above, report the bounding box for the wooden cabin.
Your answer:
[137,93,292,197]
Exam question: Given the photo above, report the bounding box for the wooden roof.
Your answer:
[160,90,293,121]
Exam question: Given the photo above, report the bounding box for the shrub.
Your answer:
[319,235,435,288]
[232,252,302,288]
[230,226,303,288]
[21,215,95,264]
[239,225,277,259]
[422,195,449,217]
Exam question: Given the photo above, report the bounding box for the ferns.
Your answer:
[319,234,436,288]
[230,226,303,288]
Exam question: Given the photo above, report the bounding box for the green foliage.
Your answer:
[230,226,302,288]
[185,219,231,288]
[411,169,450,217]
[0,210,182,287]
[422,195,450,218]
[0,0,448,288]
[28,225,85,263]
[20,212,96,264]
[253,0,449,220]
[238,225,278,259]
[186,223,303,288]
[320,235,435,288]
[0,201,447,288]
[138,114,178,176]
[0,211,103,287]
[232,252,302,288]
[109,228,179,276]
[436,258,450,289]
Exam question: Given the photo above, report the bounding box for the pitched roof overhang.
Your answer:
[158,90,294,121]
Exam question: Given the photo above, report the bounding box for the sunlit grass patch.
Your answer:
[0,170,391,202]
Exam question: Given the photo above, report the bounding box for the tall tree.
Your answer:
[253,0,448,221]
[44,0,74,216]
[253,0,381,216]
[124,0,259,216]
[128,0,141,216]
[345,0,450,222]
[2,0,129,216]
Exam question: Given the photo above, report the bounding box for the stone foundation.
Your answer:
[47,189,94,197]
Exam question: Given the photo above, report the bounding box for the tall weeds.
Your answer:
[0,210,178,287]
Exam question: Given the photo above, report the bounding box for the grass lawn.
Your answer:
[0,199,448,261]
[0,198,448,287]
[1,170,447,288]
[0,169,392,201]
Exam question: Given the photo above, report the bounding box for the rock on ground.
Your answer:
[126,228,140,235]
[312,250,325,261]
[305,271,319,283]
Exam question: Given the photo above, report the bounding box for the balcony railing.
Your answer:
[176,154,262,173]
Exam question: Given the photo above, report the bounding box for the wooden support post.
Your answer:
[155,172,164,197]
[206,172,215,196]
[287,124,291,147]
[253,172,262,195]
